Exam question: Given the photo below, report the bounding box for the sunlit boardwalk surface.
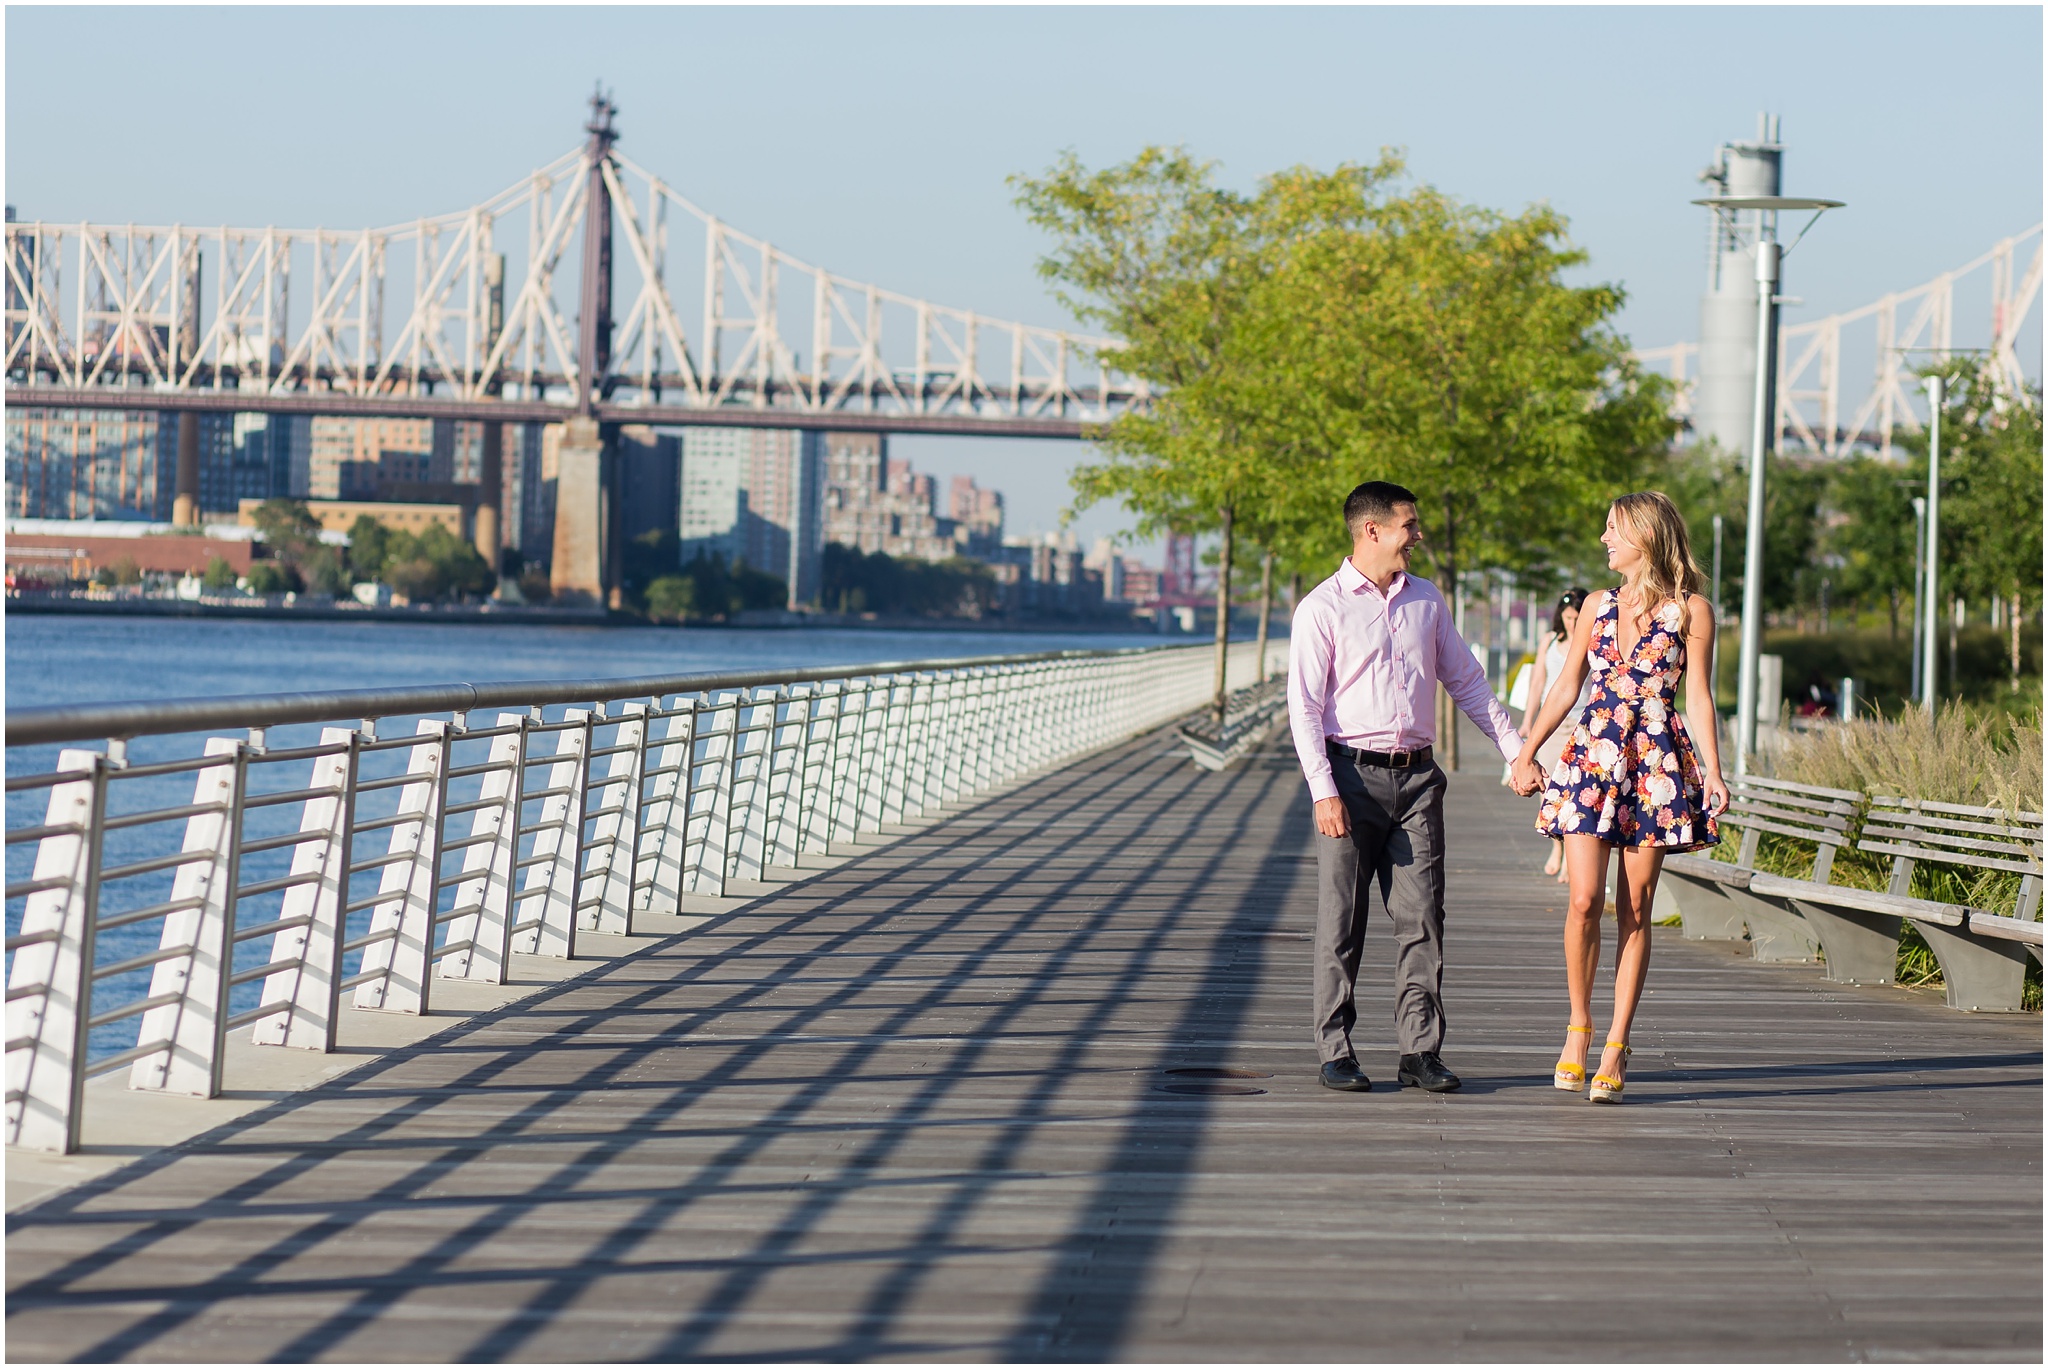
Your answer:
[7,724,2040,1362]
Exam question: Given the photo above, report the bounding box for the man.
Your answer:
[1287,481,1523,1094]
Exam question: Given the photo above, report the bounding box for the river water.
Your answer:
[4,614,1179,711]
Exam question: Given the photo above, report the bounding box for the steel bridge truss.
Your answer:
[4,147,1146,430]
[1635,224,2043,459]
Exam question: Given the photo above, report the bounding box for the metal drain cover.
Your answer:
[1164,1067,1273,1079]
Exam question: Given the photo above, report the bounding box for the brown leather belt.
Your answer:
[1325,740,1433,769]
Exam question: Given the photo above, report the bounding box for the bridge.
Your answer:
[4,650,2040,1359]
[3,92,1141,439]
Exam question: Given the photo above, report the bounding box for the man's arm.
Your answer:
[1287,597,1340,802]
[1435,598,1523,761]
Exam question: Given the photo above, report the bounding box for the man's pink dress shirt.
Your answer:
[1288,557,1523,803]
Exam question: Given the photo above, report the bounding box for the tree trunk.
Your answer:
[1212,504,1235,721]
[1255,551,1274,684]
[1439,491,1460,772]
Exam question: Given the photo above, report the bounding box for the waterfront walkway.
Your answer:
[6,726,2041,1361]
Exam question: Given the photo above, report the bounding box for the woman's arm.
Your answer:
[1519,643,1552,736]
[1682,593,1730,815]
[1511,592,1603,793]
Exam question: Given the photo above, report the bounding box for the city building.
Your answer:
[5,517,261,585]
[1084,536,1163,605]
[677,427,825,608]
[948,475,1005,554]
[822,435,999,562]
[617,425,681,545]
[5,407,302,522]
[990,530,1104,616]
[235,499,465,537]
[306,416,453,501]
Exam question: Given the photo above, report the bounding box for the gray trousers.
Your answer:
[1314,755,1450,1062]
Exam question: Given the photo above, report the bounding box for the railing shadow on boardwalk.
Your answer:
[7,734,1312,1362]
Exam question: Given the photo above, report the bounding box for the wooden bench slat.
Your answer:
[1739,774,1864,803]
[1859,825,2042,861]
[1862,812,2046,846]
[1872,795,2044,824]
[1724,800,1850,833]
[1750,873,1973,927]
[1665,853,1750,887]
[1967,912,2046,946]
[1725,816,1849,848]
[1728,789,1858,818]
[1856,838,2044,877]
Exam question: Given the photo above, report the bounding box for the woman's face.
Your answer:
[1602,507,1644,576]
[1560,605,1580,638]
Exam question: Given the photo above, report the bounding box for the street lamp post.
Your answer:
[1692,192,1844,774]
[1921,374,1945,717]
[1910,495,1926,704]
[1710,513,1725,711]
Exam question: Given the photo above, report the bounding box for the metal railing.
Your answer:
[5,641,1270,1153]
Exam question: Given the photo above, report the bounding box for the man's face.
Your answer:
[1360,502,1424,572]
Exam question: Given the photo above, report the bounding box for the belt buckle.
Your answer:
[1389,748,1411,768]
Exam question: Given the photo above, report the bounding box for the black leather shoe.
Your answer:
[1319,1057,1372,1092]
[1398,1051,1461,1092]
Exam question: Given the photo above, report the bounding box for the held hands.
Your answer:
[1509,751,1545,798]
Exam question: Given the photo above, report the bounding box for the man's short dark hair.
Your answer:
[1344,481,1419,535]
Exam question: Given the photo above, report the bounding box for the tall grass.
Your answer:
[1749,703,2043,1008]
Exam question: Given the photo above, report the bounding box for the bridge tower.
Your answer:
[1693,113,1783,455]
[551,88,624,608]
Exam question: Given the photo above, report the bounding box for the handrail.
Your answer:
[5,638,1273,1154]
[3,645,1166,746]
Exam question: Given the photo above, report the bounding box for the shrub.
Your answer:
[200,556,238,591]
[245,562,296,595]
[644,575,697,623]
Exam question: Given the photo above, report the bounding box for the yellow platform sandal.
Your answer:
[1553,1024,1593,1092]
[1589,1042,1632,1105]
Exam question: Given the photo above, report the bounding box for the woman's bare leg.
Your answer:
[1559,835,1608,1073]
[1600,845,1665,1085]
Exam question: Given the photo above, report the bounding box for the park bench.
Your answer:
[1179,674,1289,772]
[1761,796,2042,1012]
[1661,774,1859,963]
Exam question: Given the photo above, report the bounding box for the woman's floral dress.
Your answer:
[1536,591,1720,851]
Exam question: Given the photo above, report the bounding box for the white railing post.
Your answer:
[438,716,527,983]
[852,680,887,836]
[578,702,645,936]
[5,751,108,1154]
[253,727,359,1046]
[636,699,697,916]
[766,688,805,871]
[686,693,740,897]
[727,689,776,885]
[353,719,450,1014]
[513,710,589,959]
[129,737,243,1096]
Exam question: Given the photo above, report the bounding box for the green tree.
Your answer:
[347,515,392,582]
[245,561,295,595]
[1900,358,2044,687]
[645,575,698,623]
[1822,455,1919,635]
[200,556,238,592]
[1016,148,1403,715]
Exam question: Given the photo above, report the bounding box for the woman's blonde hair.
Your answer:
[1610,491,1704,613]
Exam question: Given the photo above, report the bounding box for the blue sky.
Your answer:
[8,5,2041,552]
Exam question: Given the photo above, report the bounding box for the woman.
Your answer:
[1518,588,1593,882]
[1511,493,1729,1105]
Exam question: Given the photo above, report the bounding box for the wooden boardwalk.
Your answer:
[7,724,2041,1362]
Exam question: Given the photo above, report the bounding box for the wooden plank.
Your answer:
[4,720,2039,1363]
